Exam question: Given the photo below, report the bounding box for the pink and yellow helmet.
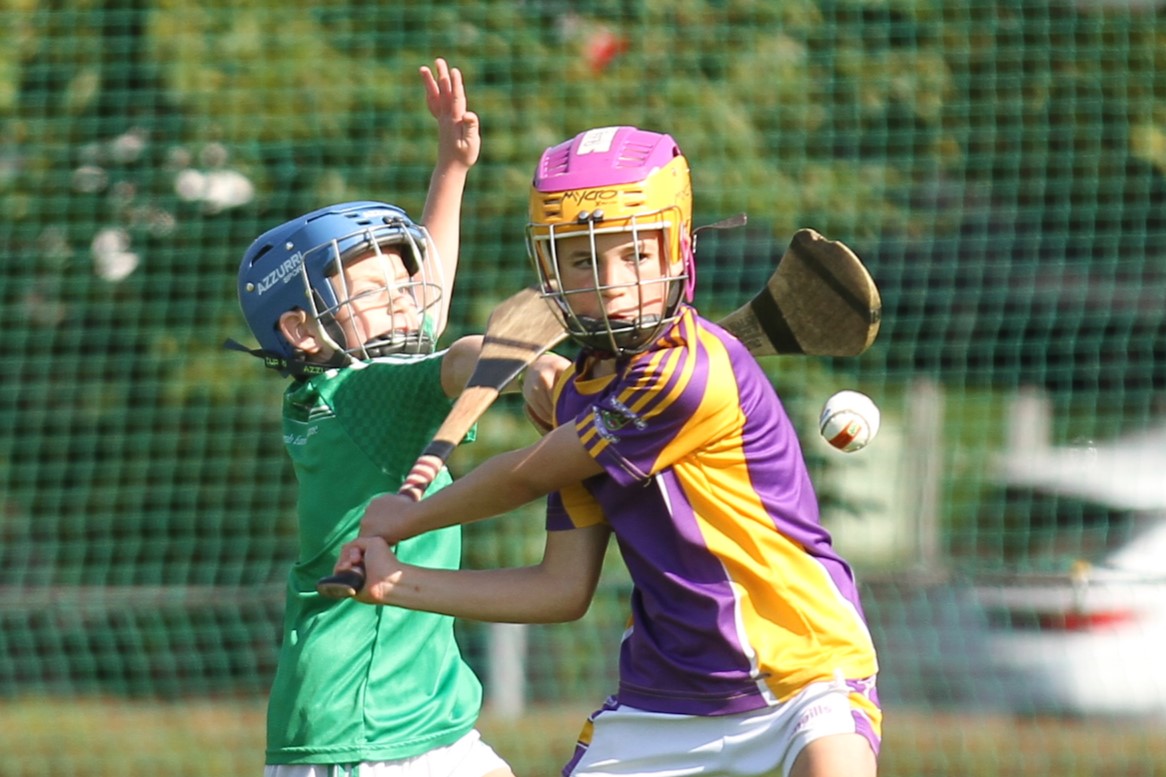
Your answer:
[526,126,694,356]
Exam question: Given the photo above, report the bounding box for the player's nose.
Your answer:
[595,260,634,291]
[388,291,418,315]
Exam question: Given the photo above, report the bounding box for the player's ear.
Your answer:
[279,309,324,353]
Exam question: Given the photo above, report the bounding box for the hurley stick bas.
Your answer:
[718,227,881,358]
[317,227,880,598]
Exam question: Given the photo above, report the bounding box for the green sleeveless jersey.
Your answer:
[266,352,481,765]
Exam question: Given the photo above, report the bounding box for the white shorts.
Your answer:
[563,676,881,777]
[264,729,510,777]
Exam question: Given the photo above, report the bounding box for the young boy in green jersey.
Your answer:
[233,60,564,777]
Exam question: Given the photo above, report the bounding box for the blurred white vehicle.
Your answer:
[968,422,1166,716]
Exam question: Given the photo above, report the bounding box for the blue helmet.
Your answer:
[235,201,442,374]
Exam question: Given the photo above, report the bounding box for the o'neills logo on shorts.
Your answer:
[256,253,303,295]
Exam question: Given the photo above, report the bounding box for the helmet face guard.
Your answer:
[237,201,442,373]
[526,127,694,357]
[528,212,687,356]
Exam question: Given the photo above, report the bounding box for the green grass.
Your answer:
[3,698,1165,777]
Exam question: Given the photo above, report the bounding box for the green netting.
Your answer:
[3,1,1166,775]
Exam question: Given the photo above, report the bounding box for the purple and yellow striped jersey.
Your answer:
[547,305,878,715]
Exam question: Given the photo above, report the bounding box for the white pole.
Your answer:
[486,622,527,719]
[1006,385,1052,455]
[906,378,944,574]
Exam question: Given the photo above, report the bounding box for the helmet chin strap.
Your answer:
[226,323,435,380]
[571,313,663,357]
[222,339,346,378]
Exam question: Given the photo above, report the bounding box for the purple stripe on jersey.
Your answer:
[582,460,760,710]
[617,332,690,424]
[545,491,572,532]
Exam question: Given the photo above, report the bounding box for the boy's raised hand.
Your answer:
[422,58,480,171]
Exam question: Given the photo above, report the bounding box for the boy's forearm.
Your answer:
[420,162,469,250]
[385,564,587,623]
[420,160,470,336]
[384,525,608,622]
